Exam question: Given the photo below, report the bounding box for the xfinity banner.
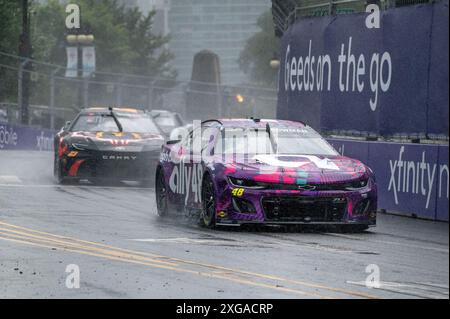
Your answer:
[328,139,449,221]
[0,123,54,151]
[278,1,449,137]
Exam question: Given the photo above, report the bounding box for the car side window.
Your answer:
[180,124,218,156]
[201,125,220,156]
[182,127,200,151]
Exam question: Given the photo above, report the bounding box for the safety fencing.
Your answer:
[0,52,277,130]
[277,0,449,140]
[328,138,449,221]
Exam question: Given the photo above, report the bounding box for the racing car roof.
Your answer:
[80,107,143,114]
[204,118,307,129]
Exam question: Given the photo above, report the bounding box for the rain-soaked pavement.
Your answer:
[0,151,448,298]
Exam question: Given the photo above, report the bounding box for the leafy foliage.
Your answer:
[239,11,279,88]
[0,0,21,102]
[0,0,175,78]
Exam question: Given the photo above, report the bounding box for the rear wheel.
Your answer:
[155,168,168,217]
[54,155,67,185]
[201,174,216,228]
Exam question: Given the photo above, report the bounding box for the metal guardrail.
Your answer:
[271,0,436,36]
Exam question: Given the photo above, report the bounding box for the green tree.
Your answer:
[119,7,175,78]
[0,0,21,55]
[31,0,175,78]
[0,0,21,102]
[239,11,280,88]
[0,0,176,110]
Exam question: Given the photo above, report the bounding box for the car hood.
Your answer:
[66,131,165,152]
[222,154,368,184]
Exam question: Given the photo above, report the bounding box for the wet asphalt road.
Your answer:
[0,151,448,299]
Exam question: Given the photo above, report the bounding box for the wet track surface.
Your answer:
[0,151,448,298]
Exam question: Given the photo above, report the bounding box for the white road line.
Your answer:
[0,176,22,185]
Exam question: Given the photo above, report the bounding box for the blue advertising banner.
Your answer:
[427,1,449,136]
[367,142,439,220]
[329,138,449,221]
[327,139,369,164]
[278,1,449,137]
[436,145,449,221]
[0,122,54,152]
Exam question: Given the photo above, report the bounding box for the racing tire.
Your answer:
[155,167,169,217]
[54,155,67,185]
[201,174,216,228]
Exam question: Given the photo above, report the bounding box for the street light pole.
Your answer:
[19,0,31,125]
[49,67,61,130]
[17,58,30,124]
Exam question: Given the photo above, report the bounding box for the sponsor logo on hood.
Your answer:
[253,154,340,170]
[102,155,137,161]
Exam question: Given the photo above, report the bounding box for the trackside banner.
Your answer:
[0,122,54,151]
[278,1,449,137]
[328,139,449,221]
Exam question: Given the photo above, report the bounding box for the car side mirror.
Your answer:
[63,121,71,131]
[166,139,181,145]
[170,126,190,142]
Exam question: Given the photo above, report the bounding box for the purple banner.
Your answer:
[329,138,449,221]
[327,139,370,165]
[278,1,449,137]
[436,146,449,221]
[0,122,54,151]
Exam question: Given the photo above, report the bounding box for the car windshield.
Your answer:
[71,112,161,134]
[155,116,177,126]
[217,127,338,156]
[153,113,182,127]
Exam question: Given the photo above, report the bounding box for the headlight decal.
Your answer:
[228,177,265,189]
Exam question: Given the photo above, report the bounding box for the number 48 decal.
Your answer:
[232,188,245,197]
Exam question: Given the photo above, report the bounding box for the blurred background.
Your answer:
[0,0,279,130]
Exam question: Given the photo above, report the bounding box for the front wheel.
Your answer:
[155,168,168,217]
[201,174,216,228]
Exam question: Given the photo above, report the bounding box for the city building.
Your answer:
[136,0,170,36]
[168,0,271,85]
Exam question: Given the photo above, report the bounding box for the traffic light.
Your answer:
[235,94,245,104]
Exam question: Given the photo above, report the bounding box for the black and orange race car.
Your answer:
[54,107,165,186]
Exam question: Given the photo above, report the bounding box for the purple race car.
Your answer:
[155,119,377,231]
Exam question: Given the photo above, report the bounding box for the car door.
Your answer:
[180,123,219,209]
